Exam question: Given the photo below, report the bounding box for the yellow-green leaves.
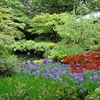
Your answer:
[12,40,56,53]
[28,13,69,34]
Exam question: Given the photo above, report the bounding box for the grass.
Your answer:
[0,73,63,100]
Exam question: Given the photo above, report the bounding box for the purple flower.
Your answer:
[93,75,99,79]
[42,59,53,64]
[90,80,94,84]
[18,71,20,75]
[78,84,83,88]
[83,88,87,91]
[48,74,54,79]
[45,68,49,72]
[90,77,93,79]
[96,82,100,84]
[27,70,31,75]
[52,67,60,72]
[28,65,37,69]
[32,70,40,75]
[60,70,67,75]
[42,73,54,79]
[78,78,84,82]
[66,76,71,79]
[79,90,83,93]
[75,76,84,82]
[74,81,79,84]
[83,71,88,74]
[55,75,62,82]
[76,63,80,66]
[24,69,28,73]
[46,66,52,69]
[64,82,68,87]
[54,62,61,66]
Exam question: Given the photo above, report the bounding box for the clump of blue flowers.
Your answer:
[19,61,100,95]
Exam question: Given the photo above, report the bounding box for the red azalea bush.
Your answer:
[62,50,100,73]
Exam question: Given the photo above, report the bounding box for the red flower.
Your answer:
[62,50,100,73]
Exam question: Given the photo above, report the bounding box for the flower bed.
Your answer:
[1,59,100,100]
[62,50,100,73]
[20,61,100,96]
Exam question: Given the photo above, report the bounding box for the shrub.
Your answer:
[12,40,56,59]
[28,13,69,35]
[0,55,19,76]
[48,43,85,61]
[13,40,56,52]
[0,34,15,45]
[0,7,25,40]
[0,42,19,76]
[56,15,100,51]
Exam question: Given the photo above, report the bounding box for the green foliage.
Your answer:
[20,0,78,15]
[0,42,9,56]
[33,59,43,65]
[56,15,100,51]
[0,0,99,76]
[0,3,28,60]
[0,0,29,42]
[12,40,35,52]
[0,73,80,100]
[0,42,18,76]
[76,2,90,15]
[90,45,100,51]
[6,0,99,16]
[40,0,78,13]
[0,75,33,100]
[0,7,25,40]
[28,13,69,34]
[56,86,79,100]
[86,0,100,11]
[85,88,100,100]
[0,34,15,46]
[50,15,100,61]
[12,40,56,53]
[0,55,19,76]
[48,43,85,61]
[0,74,54,100]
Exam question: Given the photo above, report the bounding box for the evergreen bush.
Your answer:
[0,42,19,76]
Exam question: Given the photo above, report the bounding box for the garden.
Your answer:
[0,0,100,100]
